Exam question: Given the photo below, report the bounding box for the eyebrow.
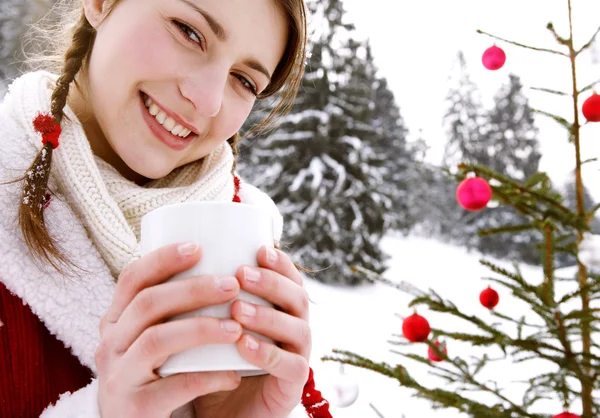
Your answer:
[178,0,273,82]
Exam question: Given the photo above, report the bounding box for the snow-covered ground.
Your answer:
[306,234,583,418]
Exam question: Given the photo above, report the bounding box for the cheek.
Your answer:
[91,17,181,89]
[217,101,254,142]
[123,25,180,79]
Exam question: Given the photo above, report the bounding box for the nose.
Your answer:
[180,66,226,118]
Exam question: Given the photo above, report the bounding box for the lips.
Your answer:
[139,92,197,151]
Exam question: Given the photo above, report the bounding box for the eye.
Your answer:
[172,20,205,49]
[233,74,258,97]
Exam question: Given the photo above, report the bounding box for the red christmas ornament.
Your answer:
[427,340,448,362]
[33,112,61,149]
[480,286,499,309]
[582,92,600,122]
[402,313,431,343]
[482,45,506,70]
[552,413,580,418]
[456,177,492,211]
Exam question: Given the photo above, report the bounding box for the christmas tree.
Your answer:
[323,1,600,417]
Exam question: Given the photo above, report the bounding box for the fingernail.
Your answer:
[245,335,259,351]
[266,247,278,264]
[244,267,260,282]
[216,276,237,291]
[221,319,241,333]
[241,302,256,317]
[178,242,199,256]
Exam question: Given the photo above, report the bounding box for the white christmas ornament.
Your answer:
[329,365,359,408]
[579,232,600,270]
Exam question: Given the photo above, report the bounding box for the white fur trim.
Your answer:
[40,379,101,418]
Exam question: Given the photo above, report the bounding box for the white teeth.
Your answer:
[171,125,183,136]
[144,95,192,138]
[148,104,159,116]
[163,117,176,131]
[155,111,166,124]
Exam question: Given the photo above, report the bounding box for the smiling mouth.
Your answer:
[140,92,196,139]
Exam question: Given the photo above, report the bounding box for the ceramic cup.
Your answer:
[140,201,275,377]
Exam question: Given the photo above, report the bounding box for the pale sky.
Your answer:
[342,0,600,199]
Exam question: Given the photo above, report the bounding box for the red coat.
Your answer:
[0,282,94,417]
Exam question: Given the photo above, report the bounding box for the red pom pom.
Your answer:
[232,195,241,203]
[552,413,580,418]
[582,93,600,122]
[402,313,431,343]
[482,45,506,70]
[33,113,58,134]
[456,177,492,211]
[33,113,61,149]
[480,286,499,309]
[427,340,447,362]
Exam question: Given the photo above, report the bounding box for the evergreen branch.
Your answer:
[530,86,570,97]
[558,280,600,304]
[478,223,535,237]
[531,109,573,134]
[578,78,600,95]
[546,22,571,46]
[408,294,505,337]
[490,311,545,330]
[476,29,568,56]
[581,157,599,166]
[576,25,600,56]
[350,264,427,297]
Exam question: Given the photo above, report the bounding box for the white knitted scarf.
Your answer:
[32,76,238,277]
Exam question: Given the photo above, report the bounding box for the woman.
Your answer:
[0,0,331,416]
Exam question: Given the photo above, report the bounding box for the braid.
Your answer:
[17,12,94,275]
[228,132,241,174]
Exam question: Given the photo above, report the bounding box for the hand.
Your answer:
[192,246,311,418]
[95,242,243,418]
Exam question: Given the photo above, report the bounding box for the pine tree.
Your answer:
[238,0,403,285]
[324,2,600,416]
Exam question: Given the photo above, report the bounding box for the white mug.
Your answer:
[140,201,275,377]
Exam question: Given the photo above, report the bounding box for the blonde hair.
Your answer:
[13,0,307,274]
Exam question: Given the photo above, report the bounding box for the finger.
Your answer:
[103,242,202,324]
[139,370,241,415]
[231,301,311,359]
[236,265,309,321]
[120,316,243,387]
[257,247,303,286]
[237,334,308,387]
[112,275,239,354]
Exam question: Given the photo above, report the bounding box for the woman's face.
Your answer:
[79,0,288,182]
